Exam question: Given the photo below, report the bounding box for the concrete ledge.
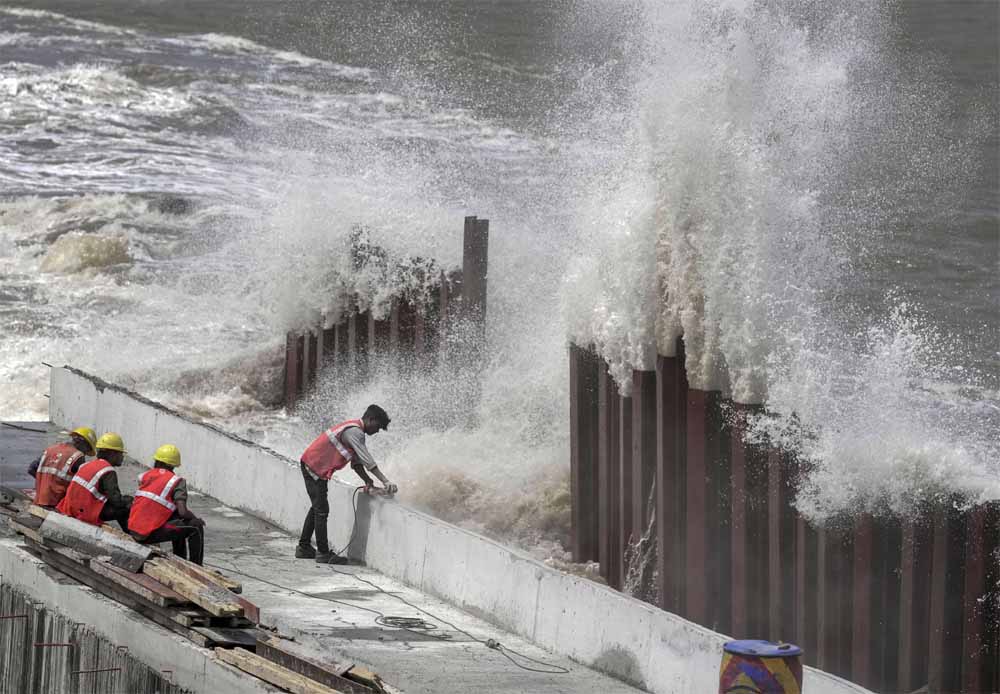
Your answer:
[50,366,872,694]
[0,540,278,694]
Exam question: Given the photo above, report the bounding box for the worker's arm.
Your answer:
[27,454,42,478]
[98,471,132,511]
[342,427,396,492]
[172,479,204,526]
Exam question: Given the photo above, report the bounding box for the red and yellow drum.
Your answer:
[719,640,803,694]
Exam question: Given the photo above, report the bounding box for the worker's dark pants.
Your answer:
[99,503,130,533]
[138,517,204,565]
[299,462,329,553]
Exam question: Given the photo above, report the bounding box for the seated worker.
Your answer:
[297,404,394,564]
[128,444,205,565]
[28,426,97,508]
[56,432,132,531]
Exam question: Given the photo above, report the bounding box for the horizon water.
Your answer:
[0,1,996,563]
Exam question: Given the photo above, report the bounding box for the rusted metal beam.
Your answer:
[962,505,990,693]
[305,329,318,387]
[767,448,796,645]
[284,332,301,409]
[569,344,600,563]
[685,388,708,625]
[898,517,932,691]
[655,350,685,612]
[631,370,657,546]
[730,404,749,637]
[598,362,622,589]
[852,514,874,685]
[619,392,634,589]
[462,216,489,328]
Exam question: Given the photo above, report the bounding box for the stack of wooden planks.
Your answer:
[1,489,388,694]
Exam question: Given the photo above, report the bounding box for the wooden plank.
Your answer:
[38,511,151,572]
[216,647,347,694]
[89,559,187,607]
[192,626,259,650]
[162,556,242,594]
[27,505,49,521]
[22,540,204,646]
[144,559,243,618]
[256,636,374,694]
[158,558,258,624]
[8,517,47,546]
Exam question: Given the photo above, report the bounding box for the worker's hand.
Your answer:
[191,517,206,528]
[384,482,398,496]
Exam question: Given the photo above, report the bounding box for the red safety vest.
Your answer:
[56,459,114,525]
[300,419,364,480]
[34,443,84,507]
[128,468,182,537]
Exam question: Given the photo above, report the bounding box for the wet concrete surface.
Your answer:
[0,421,61,491]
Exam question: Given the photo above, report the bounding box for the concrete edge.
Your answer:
[0,539,279,694]
[49,365,874,694]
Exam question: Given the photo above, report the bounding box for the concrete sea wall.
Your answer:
[0,540,274,694]
[50,365,871,694]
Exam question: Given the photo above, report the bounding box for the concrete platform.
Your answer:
[171,467,643,694]
[1,419,641,693]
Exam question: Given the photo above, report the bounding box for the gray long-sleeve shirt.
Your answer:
[303,424,378,481]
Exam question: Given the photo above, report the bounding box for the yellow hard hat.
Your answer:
[95,432,126,453]
[153,444,181,468]
[70,427,97,455]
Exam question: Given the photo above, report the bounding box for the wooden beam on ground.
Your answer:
[256,636,375,694]
[89,559,188,607]
[162,556,242,593]
[144,559,243,618]
[216,647,347,694]
[38,510,152,572]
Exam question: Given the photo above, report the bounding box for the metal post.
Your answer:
[767,448,796,644]
[898,518,932,691]
[569,344,600,563]
[852,514,874,684]
[618,392,634,589]
[961,505,991,693]
[462,216,489,334]
[284,332,300,409]
[631,370,657,549]
[655,348,685,612]
[305,329,318,387]
[685,388,709,625]
[730,403,749,637]
[598,362,622,589]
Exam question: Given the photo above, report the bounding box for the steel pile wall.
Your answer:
[569,342,1000,693]
[284,215,489,408]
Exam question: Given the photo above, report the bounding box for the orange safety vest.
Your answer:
[300,419,364,480]
[56,459,114,525]
[128,468,182,537]
[34,443,85,507]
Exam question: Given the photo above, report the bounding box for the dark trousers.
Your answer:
[138,517,204,565]
[100,503,130,532]
[299,462,329,553]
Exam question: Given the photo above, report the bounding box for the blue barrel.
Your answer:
[719,640,804,694]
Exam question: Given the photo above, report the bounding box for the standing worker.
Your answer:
[56,432,133,530]
[128,444,206,565]
[297,404,394,564]
[28,426,97,508]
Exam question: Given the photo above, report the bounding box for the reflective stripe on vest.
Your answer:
[325,421,358,463]
[134,474,179,512]
[69,464,115,503]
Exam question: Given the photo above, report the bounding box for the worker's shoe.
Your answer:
[294,544,316,559]
[315,551,348,565]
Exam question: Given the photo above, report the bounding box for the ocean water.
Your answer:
[0,1,996,557]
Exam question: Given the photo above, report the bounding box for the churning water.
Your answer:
[1,2,996,558]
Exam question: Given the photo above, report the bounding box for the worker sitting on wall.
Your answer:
[297,404,395,564]
[128,444,206,565]
[56,432,133,531]
[28,426,97,508]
